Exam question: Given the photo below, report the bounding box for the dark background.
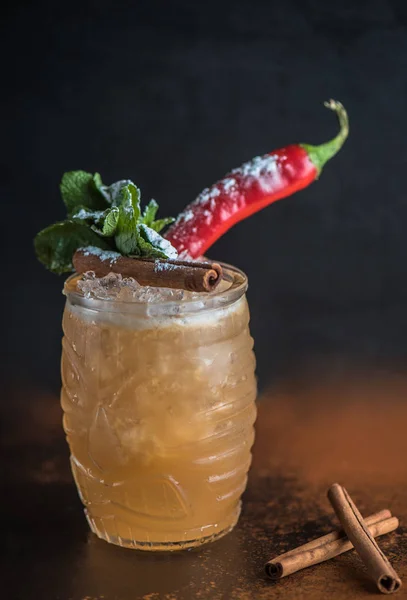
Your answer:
[3,0,407,397]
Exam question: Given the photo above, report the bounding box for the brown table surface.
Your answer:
[3,371,407,600]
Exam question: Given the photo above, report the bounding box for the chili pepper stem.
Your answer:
[300,99,349,177]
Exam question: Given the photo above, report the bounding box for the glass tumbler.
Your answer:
[61,264,257,550]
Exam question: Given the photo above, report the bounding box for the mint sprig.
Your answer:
[35,171,177,274]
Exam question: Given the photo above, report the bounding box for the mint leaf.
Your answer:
[114,183,142,254]
[60,171,109,216]
[140,198,174,232]
[93,172,104,192]
[141,199,159,226]
[34,220,111,274]
[127,183,141,221]
[149,217,175,233]
[101,207,120,236]
[136,232,167,259]
[98,179,134,206]
[71,206,119,238]
[138,224,178,259]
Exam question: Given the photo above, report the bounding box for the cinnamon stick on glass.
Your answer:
[328,484,402,594]
[265,509,398,580]
[73,249,223,293]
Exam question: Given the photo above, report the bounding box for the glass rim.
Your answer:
[64,261,248,316]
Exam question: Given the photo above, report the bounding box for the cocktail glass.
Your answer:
[61,264,256,550]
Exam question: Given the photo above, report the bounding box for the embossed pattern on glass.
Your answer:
[61,267,257,550]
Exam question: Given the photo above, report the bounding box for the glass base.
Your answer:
[85,507,240,551]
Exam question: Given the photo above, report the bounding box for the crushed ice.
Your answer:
[77,271,201,303]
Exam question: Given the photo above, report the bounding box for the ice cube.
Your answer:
[77,272,137,300]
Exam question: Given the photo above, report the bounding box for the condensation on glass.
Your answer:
[61,264,257,550]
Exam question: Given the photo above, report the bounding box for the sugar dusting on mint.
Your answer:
[141,226,178,259]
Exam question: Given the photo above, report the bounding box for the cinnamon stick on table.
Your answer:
[265,509,398,580]
[328,484,402,594]
[73,249,223,293]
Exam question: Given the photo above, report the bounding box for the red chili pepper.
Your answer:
[166,100,348,258]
